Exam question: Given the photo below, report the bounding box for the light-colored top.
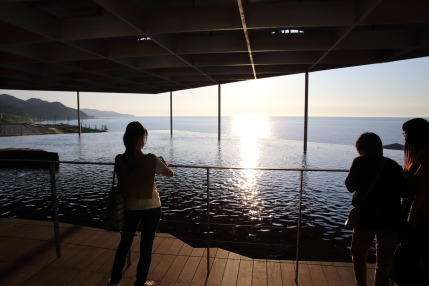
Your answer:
[116,153,168,210]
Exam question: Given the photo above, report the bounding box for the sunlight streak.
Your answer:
[231,115,272,216]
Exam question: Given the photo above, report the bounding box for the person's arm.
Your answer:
[345,158,359,193]
[157,156,174,177]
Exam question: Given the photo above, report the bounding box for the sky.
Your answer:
[1,56,429,118]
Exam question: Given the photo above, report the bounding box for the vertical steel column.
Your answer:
[170,91,173,137]
[303,72,309,153]
[218,84,221,141]
[77,91,81,136]
[206,168,211,277]
[50,162,61,258]
[295,170,304,284]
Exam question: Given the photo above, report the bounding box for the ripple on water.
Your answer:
[0,159,359,261]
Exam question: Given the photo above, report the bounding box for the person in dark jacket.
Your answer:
[402,118,429,285]
[345,132,406,286]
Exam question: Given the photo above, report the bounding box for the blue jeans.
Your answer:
[110,207,161,285]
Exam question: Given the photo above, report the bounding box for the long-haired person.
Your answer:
[402,118,429,284]
[108,122,174,286]
[345,132,405,286]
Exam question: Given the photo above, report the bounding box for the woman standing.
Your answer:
[108,122,174,286]
[345,132,406,286]
[402,118,429,285]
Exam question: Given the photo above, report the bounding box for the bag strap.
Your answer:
[358,158,386,207]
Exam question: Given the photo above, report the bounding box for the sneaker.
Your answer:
[144,281,155,286]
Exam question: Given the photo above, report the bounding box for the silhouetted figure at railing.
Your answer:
[345,132,406,286]
[108,121,174,286]
[400,118,429,285]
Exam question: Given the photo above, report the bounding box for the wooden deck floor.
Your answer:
[0,218,373,286]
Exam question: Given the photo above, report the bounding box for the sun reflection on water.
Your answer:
[231,115,272,219]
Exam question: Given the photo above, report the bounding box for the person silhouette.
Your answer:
[401,118,429,285]
[345,132,406,286]
[108,121,174,286]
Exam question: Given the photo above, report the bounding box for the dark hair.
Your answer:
[122,121,148,171]
[402,118,429,170]
[355,132,383,157]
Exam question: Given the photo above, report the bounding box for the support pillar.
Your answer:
[303,72,309,153]
[77,91,81,136]
[218,84,221,141]
[170,91,173,137]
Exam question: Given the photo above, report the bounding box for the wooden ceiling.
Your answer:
[1,0,428,94]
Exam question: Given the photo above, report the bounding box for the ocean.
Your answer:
[0,116,414,261]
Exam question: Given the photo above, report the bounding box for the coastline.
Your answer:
[0,123,105,136]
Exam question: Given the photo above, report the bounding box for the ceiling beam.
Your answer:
[93,0,218,86]
[237,0,256,79]
[309,0,384,71]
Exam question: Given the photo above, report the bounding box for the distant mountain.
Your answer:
[0,94,92,121]
[81,108,134,118]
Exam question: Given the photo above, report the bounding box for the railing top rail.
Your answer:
[0,158,349,172]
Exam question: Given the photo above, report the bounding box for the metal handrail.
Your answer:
[1,158,350,172]
[0,158,350,284]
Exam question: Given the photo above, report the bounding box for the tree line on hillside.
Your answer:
[0,94,93,123]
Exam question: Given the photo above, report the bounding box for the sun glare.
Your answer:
[232,115,271,139]
[230,115,271,219]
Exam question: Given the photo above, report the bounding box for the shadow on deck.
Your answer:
[0,218,373,286]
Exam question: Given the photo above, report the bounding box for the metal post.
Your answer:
[49,162,61,258]
[170,91,173,137]
[295,170,304,284]
[218,84,221,141]
[77,91,81,136]
[206,167,211,277]
[303,72,309,153]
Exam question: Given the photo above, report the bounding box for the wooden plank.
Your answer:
[99,232,121,250]
[92,249,116,273]
[206,257,228,286]
[150,254,176,284]
[26,266,77,286]
[178,242,194,256]
[147,253,164,278]
[266,260,282,286]
[159,255,188,286]
[252,260,267,286]
[152,236,168,253]
[166,238,185,255]
[215,248,229,259]
[319,261,344,286]
[175,256,202,286]
[306,261,328,286]
[280,261,295,286]
[190,256,215,286]
[296,261,313,286]
[228,252,241,260]
[236,259,253,286]
[155,237,175,254]
[220,257,240,286]
[190,247,205,257]
[334,262,356,286]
